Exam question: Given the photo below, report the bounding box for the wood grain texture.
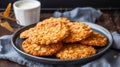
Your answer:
[0,60,25,67]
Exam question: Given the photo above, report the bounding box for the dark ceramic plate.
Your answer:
[11,22,113,65]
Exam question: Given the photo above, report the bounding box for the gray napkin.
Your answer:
[0,7,119,67]
[111,32,120,49]
[54,7,102,23]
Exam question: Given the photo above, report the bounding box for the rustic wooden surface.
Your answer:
[0,10,120,67]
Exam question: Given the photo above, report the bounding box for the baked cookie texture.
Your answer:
[20,27,35,38]
[21,17,70,45]
[80,32,107,46]
[56,43,96,60]
[63,22,93,43]
[22,39,63,56]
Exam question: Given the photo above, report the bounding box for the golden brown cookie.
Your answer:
[80,32,107,46]
[23,17,70,45]
[20,17,70,39]
[20,17,70,45]
[22,39,63,56]
[20,27,35,38]
[63,22,93,43]
[56,43,96,60]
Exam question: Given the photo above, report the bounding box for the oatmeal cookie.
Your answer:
[63,22,93,43]
[56,43,96,60]
[80,32,107,46]
[22,39,63,56]
[20,27,36,38]
[28,17,69,45]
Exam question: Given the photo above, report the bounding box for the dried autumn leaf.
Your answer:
[0,21,14,32]
[0,3,14,32]
[3,3,11,17]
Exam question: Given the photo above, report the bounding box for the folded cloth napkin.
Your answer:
[53,7,102,22]
[0,7,120,67]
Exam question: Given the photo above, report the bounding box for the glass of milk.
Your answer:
[13,0,41,26]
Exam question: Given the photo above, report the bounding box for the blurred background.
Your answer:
[0,0,120,10]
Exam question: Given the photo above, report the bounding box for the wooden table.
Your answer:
[0,10,120,67]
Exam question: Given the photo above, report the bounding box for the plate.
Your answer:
[11,22,113,65]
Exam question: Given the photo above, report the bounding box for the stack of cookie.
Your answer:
[20,17,107,60]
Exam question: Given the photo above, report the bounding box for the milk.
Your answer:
[16,1,40,9]
[17,2,36,9]
[13,0,41,26]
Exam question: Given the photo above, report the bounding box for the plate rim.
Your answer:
[11,22,113,64]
